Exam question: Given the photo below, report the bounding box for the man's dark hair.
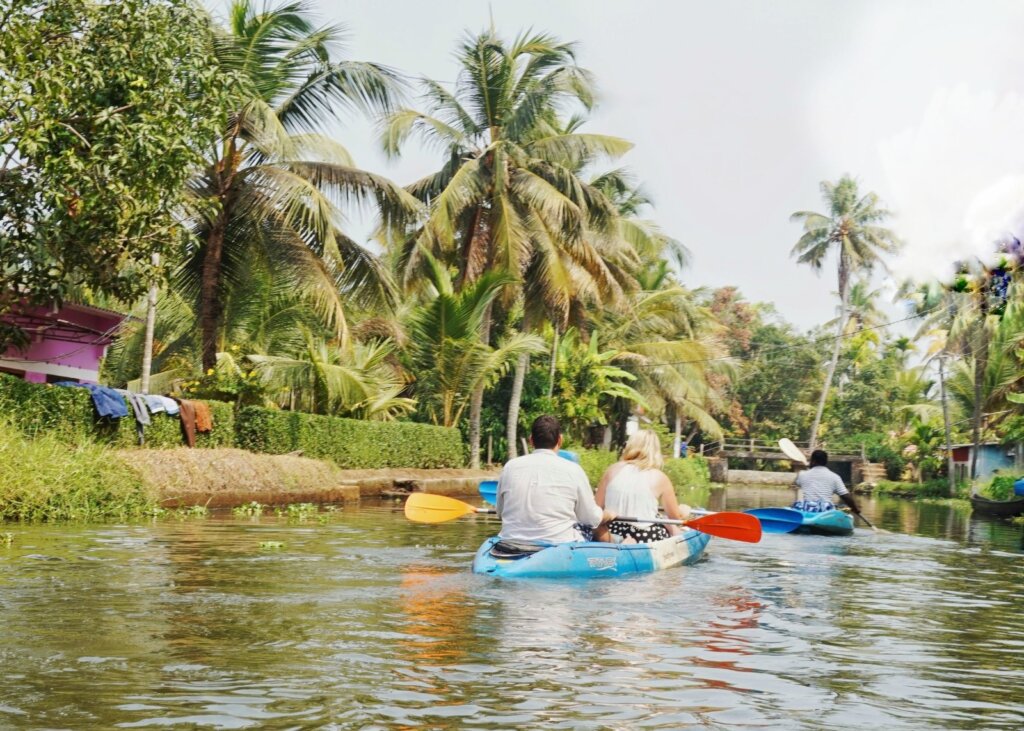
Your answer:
[810,449,828,467]
[531,415,561,449]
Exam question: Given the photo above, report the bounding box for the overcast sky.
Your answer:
[209,0,1024,331]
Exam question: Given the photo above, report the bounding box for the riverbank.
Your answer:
[142,449,499,508]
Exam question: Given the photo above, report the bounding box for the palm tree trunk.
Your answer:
[673,410,682,458]
[468,302,494,469]
[505,352,529,460]
[547,327,559,398]
[200,209,228,372]
[938,355,956,496]
[140,252,159,394]
[809,255,850,451]
[970,328,988,481]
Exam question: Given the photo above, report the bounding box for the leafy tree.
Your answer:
[407,253,544,428]
[0,0,234,348]
[183,0,418,371]
[791,176,899,449]
[382,28,631,465]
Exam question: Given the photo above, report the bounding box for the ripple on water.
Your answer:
[0,501,1022,729]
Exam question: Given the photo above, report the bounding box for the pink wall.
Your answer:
[1,303,126,381]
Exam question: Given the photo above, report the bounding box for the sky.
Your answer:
[209,0,1024,331]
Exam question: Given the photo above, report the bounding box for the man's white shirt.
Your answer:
[496,449,603,543]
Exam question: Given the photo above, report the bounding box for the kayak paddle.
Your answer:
[405,493,762,543]
[479,479,498,505]
[743,507,803,534]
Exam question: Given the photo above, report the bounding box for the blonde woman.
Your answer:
[594,429,692,544]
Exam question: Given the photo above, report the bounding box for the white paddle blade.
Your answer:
[778,438,808,465]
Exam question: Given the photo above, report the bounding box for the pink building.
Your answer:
[0,303,129,384]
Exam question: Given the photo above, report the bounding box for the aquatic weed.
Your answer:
[1,532,13,547]
[275,503,318,520]
[233,501,265,517]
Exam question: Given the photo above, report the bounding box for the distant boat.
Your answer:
[969,494,1024,518]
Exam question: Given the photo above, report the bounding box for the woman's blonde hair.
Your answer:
[620,429,664,471]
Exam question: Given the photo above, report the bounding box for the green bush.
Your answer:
[875,478,965,498]
[0,374,94,441]
[0,373,233,448]
[236,407,464,469]
[0,424,154,521]
[982,475,1019,501]
[577,448,619,486]
[663,456,710,490]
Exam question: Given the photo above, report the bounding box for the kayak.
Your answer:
[795,510,855,536]
[472,529,711,579]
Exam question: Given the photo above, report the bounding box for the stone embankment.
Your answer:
[127,448,498,508]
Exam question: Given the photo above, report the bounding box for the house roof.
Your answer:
[950,442,1009,449]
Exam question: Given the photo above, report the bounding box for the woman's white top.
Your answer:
[603,463,662,525]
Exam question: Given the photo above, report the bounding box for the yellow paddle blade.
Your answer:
[404,493,479,523]
[778,438,808,465]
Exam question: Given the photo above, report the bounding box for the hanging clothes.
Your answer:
[176,399,198,447]
[55,382,129,419]
[115,390,151,426]
[193,400,213,433]
[143,394,166,414]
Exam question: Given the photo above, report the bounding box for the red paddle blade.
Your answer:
[685,511,763,543]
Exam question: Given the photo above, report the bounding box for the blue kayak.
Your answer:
[746,506,854,536]
[795,510,855,536]
[472,530,711,579]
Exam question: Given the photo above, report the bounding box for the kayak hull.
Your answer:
[795,510,855,536]
[472,530,711,579]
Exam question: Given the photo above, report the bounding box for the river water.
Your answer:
[1,486,1022,730]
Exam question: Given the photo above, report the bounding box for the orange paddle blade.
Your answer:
[404,493,479,523]
[685,511,762,543]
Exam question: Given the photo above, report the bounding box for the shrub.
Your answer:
[875,478,966,499]
[0,424,154,521]
[577,448,619,486]
[236,407,464,469]
[982,475,1019,501]
[0,373,234,448]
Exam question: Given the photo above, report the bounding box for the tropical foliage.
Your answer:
[12,0,1024,487]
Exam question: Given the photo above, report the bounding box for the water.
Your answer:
[1,488,1022,730]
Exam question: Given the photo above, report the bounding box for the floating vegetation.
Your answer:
[259,541,285,550]
[233,501,265,517]
[275,503,319,521]
[1,532,13,547]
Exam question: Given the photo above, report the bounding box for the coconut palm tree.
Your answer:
[248,332,414,419]
[183,0,420,372]
[407,251,545,429]
[791,176,900,449]
[382,28,631,465]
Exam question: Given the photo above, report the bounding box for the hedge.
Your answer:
[0,373,234,448]
[577,448,711,496]
[236,406,465,469]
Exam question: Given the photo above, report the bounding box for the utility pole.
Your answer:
[937,354,956,497]
[140,252,159,395]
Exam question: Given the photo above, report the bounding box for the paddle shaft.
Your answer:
[475,508,700,527]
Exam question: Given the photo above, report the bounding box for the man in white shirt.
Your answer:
[793,449,862,514]
[496,415,616,544]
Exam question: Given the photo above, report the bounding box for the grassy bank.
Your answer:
[873,479,969,499]
[0,427,155,521]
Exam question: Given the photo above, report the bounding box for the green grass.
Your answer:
[875,479,967,499]
[0,425,155,522]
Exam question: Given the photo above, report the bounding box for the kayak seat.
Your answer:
[489,540,546,559]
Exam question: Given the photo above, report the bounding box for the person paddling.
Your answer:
[793,449,862,516]
[496,415,616,545]
[594,429,693,543]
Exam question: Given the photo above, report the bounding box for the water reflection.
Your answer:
[0,492,1021,729]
